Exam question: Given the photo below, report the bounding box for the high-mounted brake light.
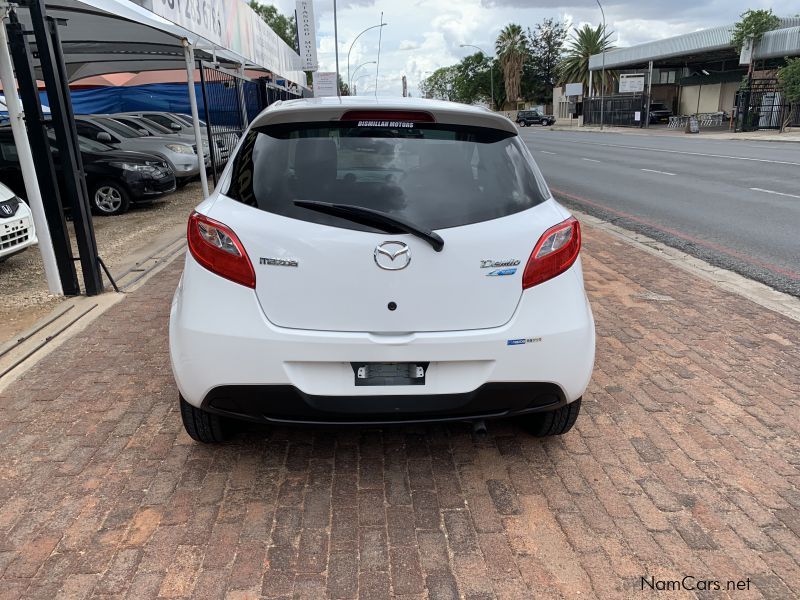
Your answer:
[340,110,436,123]
[522,217,581,289]
[187,211,255,288]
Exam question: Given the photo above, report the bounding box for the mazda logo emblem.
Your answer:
[374,241,411,270]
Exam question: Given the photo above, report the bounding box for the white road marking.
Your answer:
[546,138,800,166]
[539,150,556,155]
[750,187,800,199]
[640,168,676,176]
[582,158,601,163]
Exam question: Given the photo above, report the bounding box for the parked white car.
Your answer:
[0,181,37,262]
[170,98,595,442]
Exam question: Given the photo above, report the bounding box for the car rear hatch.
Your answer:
[214,110,560,333]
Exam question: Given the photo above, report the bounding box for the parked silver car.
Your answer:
[108,115,211,168]
[117,111,234,162]
[74,115,201,184]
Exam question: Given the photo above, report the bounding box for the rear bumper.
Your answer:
[201,382,566,425]
[170,255,595,418]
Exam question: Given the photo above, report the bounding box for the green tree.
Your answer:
[777,57,800,131]
[250,2,297,51]
[495,24,528,106]
[731,9,780,53]
[338,75,350,96]
[525,18,568,105]
[420,67,458,101]
[452,52,493,105]
[559,24,616,97]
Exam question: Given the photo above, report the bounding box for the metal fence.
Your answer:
[198,63,249,183]
[583,94,648,127]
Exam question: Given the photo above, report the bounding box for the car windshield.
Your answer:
[227,121,550,231]
[114,117,172,135]
[95,118,145,138]
[651,104,669,111]
[133,118,173,134]
[174,114,206,128]
[45,127,114,152]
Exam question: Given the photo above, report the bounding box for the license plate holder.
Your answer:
[351,362,429,386]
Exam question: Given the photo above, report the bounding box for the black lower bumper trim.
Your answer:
[200,383,566,425]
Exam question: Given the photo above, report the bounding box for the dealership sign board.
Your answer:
[564,82,582,97]
[296,1,318,72]
[618,74,645,93]
[133,0,305,84]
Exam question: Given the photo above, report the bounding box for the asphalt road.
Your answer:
[520,128,800,297]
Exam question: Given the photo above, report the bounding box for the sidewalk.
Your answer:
[550,122,800,142]
[0,223,798,599]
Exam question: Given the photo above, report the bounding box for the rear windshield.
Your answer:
[226,121,550,231]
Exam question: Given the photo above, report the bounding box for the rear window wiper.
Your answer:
[294,200,444,252]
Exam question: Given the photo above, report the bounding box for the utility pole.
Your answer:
[333,0,340,95]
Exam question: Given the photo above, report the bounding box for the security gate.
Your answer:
[737,78,796,131]
[198,62,250,183]
[583,94,649,127]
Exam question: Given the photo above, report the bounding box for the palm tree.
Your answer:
[495,24,527,106]
[559,24,616,97]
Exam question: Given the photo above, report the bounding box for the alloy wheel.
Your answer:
[94,186,123,213]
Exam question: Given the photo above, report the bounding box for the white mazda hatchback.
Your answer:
[169,97,595,442]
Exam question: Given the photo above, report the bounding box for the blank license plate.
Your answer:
[351,362,429,386]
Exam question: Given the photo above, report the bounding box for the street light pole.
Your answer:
[353,73,370,95]
[596,0,606,130]
[346,21,387,97]
[349,60,376,90]
[460,44,494,110]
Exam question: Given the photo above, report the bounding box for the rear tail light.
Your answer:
[522,217,581,289]
[187,211,255,288]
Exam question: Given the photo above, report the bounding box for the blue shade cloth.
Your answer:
[37,82,265,127]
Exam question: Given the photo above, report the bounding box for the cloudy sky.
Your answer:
[273,0,800,95]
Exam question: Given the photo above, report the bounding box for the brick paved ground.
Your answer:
[1,226,798,600]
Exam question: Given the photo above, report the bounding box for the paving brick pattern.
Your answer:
[1,226,798,599]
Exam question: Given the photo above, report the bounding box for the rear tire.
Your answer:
[519,398,581,437]
[179,395,227,443]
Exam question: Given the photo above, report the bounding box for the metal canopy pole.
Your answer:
[237,64,249,128]
[30,0,103,295]
[183,40,209,198]
[6,7,80,294]
[0,3,61,294]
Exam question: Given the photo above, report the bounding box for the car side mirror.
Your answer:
[96,132,113,143]
[170,123,182,131]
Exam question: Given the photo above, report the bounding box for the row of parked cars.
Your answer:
[0,111,235,262]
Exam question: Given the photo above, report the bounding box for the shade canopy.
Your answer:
[14,0,306,87]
